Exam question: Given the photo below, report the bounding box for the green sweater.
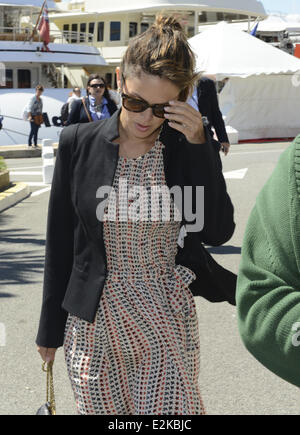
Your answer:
[237,135,300,388]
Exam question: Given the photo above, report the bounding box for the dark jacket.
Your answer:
[36,109,235,348]
[197,77,229,143]
[66,96,118,125]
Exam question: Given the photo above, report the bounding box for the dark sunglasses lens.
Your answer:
[123,96,146,113]
[91,84,105,88]
[153,105,166,118]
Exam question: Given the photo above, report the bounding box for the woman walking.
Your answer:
[66,74,117,125]
[27,84,44,148]
[36,16,235,415]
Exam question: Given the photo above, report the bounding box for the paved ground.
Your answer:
[1,141,300,415]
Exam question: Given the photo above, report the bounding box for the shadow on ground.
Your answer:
[0,213,45,290]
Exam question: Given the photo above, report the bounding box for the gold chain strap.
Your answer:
[42,361,56,415]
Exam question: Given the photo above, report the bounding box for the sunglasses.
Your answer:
[90,83,105,89]
[122,93,169,119]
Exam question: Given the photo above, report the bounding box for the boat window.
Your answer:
[71,23,78,43]
[140,23,149,34]
[17,70,31,89]
[89,22,95,40]
[110,22,121,41]
[80,23,87,42]
[105,73,112,88]
[199,12,207,23]
[0,69,13,89]
[129,22,138,38]
[97,22,104,42]
[63,24,70,42]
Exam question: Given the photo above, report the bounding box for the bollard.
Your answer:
[42,139,54,184]
[226,126,239,145]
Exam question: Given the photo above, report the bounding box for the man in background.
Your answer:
[189,76,230,156]
[67,87,81,112]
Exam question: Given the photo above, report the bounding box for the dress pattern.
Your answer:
[64,135,205,415]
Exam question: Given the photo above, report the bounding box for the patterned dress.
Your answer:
[64,135,205,415]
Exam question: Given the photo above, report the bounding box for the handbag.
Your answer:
[176,235,237,306]
[81,97,93,122]
[33,114,44,126]
[36,361,56,415]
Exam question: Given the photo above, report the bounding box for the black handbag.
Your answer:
[36,362,56,415]
[176,236,237,306]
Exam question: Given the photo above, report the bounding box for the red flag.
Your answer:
[38,3,50,51]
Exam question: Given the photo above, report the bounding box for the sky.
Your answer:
[61,0,300,15]
[261,0,300,14]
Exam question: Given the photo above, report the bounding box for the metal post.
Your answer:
[61,64,64,88]
[194,10,198,36]
[42,139,54,184]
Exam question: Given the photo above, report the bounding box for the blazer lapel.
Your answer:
[74,112,120,240]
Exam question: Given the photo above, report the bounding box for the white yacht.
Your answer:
[50,0,267,88]
[0,0,106,145]
[0,0,267,145]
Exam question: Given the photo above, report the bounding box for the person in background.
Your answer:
[67,87,81,112]
[27,84,44,148]
[188,77,230,156]
[237,135,300,389]
[66,75,117,125]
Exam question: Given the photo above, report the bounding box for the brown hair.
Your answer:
[86,74,110,100]
[120,15,199,101]
[36,84,44,91]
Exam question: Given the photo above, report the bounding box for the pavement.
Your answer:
[1,140,300,415]
[0,143,58,159]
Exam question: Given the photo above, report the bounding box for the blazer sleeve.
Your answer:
[183,128,235,246]
[237,141,300,388]
[208,80,229,143]
[66,99,81,126]
[36,125,77,348]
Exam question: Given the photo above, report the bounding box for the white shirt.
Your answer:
[187,86,199,111]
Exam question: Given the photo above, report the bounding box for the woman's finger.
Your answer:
[164,112,193,128]
[165,101,202,120]
[168,121,187,135]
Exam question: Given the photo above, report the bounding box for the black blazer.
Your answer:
[197,77,229,144]
[36,110,235,348]
[66,96,118,125]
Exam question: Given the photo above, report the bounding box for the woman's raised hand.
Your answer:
[164,100,206,144]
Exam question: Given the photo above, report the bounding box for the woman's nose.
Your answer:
[141,108,154,122]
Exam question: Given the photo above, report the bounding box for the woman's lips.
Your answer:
[136,123,150,132]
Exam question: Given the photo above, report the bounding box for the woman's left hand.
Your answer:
[164,100,206,144]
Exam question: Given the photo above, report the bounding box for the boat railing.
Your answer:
[0,26,94,45]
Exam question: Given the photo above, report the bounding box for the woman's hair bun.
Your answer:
[153,15,183,33]
[121,13,199,102]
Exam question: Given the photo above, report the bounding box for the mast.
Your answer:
[28,0,47,42]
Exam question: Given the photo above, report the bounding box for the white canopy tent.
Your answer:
[197,15,300,34]
[189,22,300,140]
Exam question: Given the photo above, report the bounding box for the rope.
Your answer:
[1,128,42,141]
[0,115,24,122]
